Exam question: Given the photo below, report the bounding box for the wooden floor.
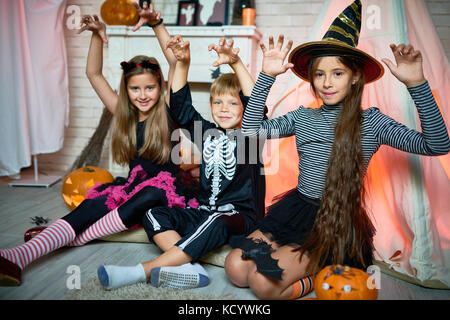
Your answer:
[0,169,449,300]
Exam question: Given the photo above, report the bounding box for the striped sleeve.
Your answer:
[242,72,296,139]
[369,81,450,156]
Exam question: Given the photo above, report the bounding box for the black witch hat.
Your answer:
[289,0,384,84]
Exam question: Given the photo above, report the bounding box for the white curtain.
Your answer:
[0,0,69,176]
[263,0,450,287]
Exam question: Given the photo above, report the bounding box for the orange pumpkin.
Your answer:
[62,166,114,210]
[100,0,139,26]
[314,265,378,300]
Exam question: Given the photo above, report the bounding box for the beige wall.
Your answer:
[38,0,450,174]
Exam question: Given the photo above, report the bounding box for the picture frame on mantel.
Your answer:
[196,0,229,26]
[177,1,199,26]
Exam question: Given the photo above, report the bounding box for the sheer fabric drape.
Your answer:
[0,0,68,176]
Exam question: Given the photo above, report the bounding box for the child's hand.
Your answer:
[382,44,426,87]
[208,38,240,67]
[261,35,293,78]
[132,1,161,32]
[167,35,190,63]
[78,15,108,44]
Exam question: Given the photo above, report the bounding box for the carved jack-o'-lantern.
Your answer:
[314,265,378,300]
[100,0,139,26]
[62,166,114,210]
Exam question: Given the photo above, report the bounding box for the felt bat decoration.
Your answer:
[238,237,284,281]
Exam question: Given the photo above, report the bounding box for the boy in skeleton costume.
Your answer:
[97,36,266,290]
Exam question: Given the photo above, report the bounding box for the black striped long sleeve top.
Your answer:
[242,72,450,200]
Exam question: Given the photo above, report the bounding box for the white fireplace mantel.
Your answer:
[106,25,262,89]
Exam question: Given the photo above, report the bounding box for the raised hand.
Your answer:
[260,35,294,77]
[208,38,240,67]
[166,35,190,63]
[381,44,426,88]
[132,1,161,32]
[78,15,108,44]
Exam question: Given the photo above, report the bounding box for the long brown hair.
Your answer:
[111,55,171,166]
[297,55,376,274]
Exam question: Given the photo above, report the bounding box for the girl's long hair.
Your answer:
[296,55,376,274]
[111,55,171,166]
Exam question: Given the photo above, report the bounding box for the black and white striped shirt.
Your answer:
[242,72,450,199]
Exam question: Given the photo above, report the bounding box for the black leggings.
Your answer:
[62,186,168,235]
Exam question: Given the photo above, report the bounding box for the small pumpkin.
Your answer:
[100,0,139,26]
[62,166,114,210]
[314,265,378,300]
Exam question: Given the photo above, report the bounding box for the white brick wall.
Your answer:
[426,0,450,55]
[37,0,450,174]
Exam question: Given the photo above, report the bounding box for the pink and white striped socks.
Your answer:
[0,208,128,270]
[67,208,127,246]
[0,219,76,270]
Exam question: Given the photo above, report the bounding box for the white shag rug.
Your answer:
[65,277,236,300]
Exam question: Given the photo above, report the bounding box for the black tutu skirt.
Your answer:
[230,188,374,279]
[229,188,319,280]
[258,188,320,247]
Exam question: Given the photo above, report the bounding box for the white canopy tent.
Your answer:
[262,0,450,288]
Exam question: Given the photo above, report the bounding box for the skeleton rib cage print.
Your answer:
[203,134,237,208]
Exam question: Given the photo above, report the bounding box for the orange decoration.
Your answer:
[100,0,139,26]
[314,265,378,300]
[62,166,114,210]
[242,8,255,26]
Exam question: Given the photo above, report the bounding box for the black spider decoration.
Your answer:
[211,66,222,80]
[30,216,50,226]
[323,265,355,281]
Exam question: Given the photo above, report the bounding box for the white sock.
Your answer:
[97,264,146,290]
[191,262,208,276]
[150,262,210,289]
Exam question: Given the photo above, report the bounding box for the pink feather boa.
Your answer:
[85,165,199,211]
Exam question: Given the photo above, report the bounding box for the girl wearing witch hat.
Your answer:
[225,0,450,300]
